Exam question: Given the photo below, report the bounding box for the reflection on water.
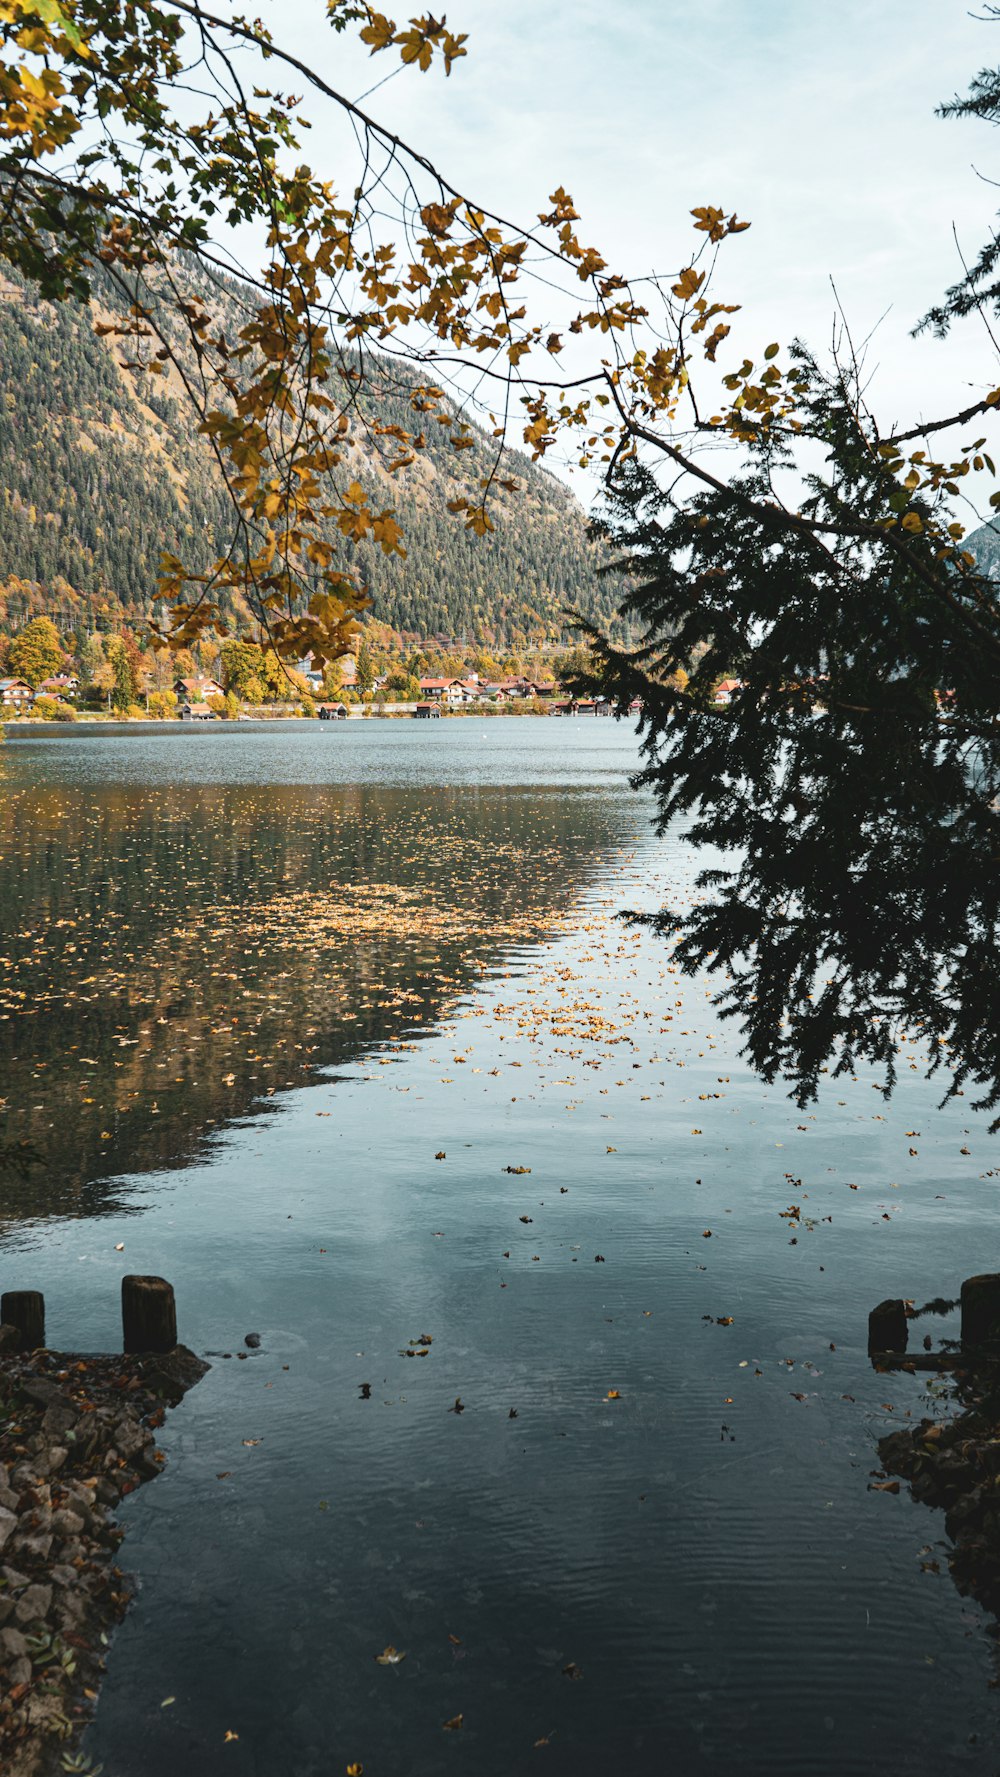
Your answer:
[0,734,633,1223]
[2,723,1000,1777]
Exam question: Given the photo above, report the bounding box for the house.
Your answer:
[37,673,79,697]
[413,702,442,719]
[180,701,215,721]
[318,702,349,721]
[713,677,743,705]
[553,697,600,715]
[174,675,223,703]
[417,677,476,705]
[0,677,33,707]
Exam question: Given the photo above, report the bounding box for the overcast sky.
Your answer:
[260,0,1000,503]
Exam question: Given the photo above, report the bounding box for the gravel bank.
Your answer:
[0,1344,207,1776]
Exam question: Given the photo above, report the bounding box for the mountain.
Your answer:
[0,259,623,646]
[965,519,1000,582]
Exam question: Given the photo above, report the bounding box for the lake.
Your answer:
[1,718,998,1775]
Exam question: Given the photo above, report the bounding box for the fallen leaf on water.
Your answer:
[448,1633,463,1645]
[375,1645,406,1665]
[443,1715,464,1731]
[347,1764,364,1776]
[562,1662,582,1680]
[224,1730,239,1742]
[606,1390,621,1400]
[161,1696,176,1708]
[435,1151,446,1160]
[114,1242,125,1252]
[242,1438,261,1447]
[870,1480,901,1494]
[450,1397,465,1414]
[216,1471,231,1479]
[519,1215,533,1224]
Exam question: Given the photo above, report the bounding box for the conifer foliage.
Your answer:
[584,347,1000,1119]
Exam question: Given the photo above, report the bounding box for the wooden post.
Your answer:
[868,1297,908,1355]
[961,1273,1000,1348]
[122,1275,177,1354]
[0,1291,45,1352]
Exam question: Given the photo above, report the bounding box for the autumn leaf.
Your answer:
[671,266,704,301]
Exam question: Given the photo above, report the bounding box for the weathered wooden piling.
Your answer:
[868,1297,908,1355]
[0,1291,45,1352]
[121,1275,177,1354]
[961,1273,1000,1348]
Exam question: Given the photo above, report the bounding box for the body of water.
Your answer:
[1,719,998,1775]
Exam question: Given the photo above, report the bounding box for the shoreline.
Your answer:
[1,708,606,736]
[0,1344,207,1776]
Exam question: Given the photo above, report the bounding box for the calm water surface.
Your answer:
[2,719,999,1776]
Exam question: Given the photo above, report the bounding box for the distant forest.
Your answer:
[0,260,625,647]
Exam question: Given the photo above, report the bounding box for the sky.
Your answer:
[248,0,1000,505]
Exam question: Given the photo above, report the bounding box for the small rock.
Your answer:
[14,1533,53,1562]
[34,1447,67,1477]
[15,1583,52,1626]
[0,1508,16,1553]
[244,1333,261,1349]
[8,1654,31,1688]
[41,1402,78,1440]
[50,1510,85,1540]
[0,1625,28,1660]
[58,1593,87,1632]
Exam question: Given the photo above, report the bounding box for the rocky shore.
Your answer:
[878,1362,1000,1624]
[0,1343,207,1776]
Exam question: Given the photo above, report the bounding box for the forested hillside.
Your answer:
[0,261,622,646]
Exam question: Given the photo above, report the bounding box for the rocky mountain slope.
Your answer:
[0,259,622,645]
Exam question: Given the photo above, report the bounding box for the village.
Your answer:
[0,652,661,722]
